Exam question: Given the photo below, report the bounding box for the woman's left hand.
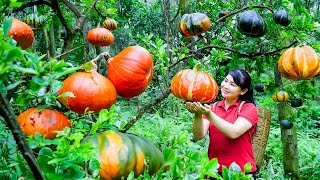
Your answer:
[186,102,212,116]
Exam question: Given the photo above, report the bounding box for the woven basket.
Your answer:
[252,106,271,169]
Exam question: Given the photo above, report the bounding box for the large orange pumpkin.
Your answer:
[58,71,117,114]
[107,46,153,98]
[17,108,70,139]
[87,27,114,46]
[171,65,219,102]
[83,130,164,180]
[7,18,34,49]
[278,45,320,80]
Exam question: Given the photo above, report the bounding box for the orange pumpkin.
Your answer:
[171,65,218,102]
[58,71,117,114]
[107,46,153,98]
[87,27,114,46]
[17,108,70,139]
[278,45,320,80]
[8,18,34,49]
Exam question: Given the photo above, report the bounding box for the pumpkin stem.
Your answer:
[82,52,110,72]
[193,63,201,71]
[198,34,207,44]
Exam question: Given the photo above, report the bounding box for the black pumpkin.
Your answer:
[273,10,291,27]
[237,10,267,38]
[217,11,228,22]
[254,83,266,92]
[290,98,303,107]
[280,120,293,129]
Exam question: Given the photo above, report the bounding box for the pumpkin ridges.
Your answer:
[278,46,320,80]
[171,68,218,102]
[178,13,211,37]
[84,130,164,180]
[87,28,114,46]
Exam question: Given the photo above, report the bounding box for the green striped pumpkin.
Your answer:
[25,14,47,29]
[178,13,211,38]
[83,130,164,180]
[236,10,267,38]
[102,18,117,31]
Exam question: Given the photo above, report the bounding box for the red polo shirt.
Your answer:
[203,99,258,172]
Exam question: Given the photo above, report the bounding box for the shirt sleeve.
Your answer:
[238,103,258,127]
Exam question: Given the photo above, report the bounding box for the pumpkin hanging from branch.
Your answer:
[107,46,153,98]
[178,12,211,43]
[171,64,219,102]
[83,129,164,180]
[272,91,289,102]
[273,10,291,27]
[25,14,47,29]
[87,27,114,46]
[236,10,267,38]
[278,45,320,80]
[102,17,117,31]
[7,18,34,49]
[58,61,117,114]
[17,108,70,139]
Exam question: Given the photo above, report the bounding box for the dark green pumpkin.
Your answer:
[280,120,293,129]
[290,98,303,107]
[83,130,164,180]
[237,10,267,38]
[178,13,211,37]
[254,83,266,92]
[273,10,291,27]
[217,11,228,22]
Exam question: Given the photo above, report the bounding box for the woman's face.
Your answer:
[221,75,247,100]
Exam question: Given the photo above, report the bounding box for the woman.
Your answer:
[186,69,258,179]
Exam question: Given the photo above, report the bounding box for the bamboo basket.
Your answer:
[253,106,271,169]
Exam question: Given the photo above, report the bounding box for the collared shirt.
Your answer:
[203,99,258,172]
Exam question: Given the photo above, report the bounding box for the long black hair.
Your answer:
[228,69,255,105]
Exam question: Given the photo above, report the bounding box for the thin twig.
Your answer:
[54,45,84,59]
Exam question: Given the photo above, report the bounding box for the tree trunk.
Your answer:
[274,65,300,178]
[43,29,51,58]
[49,29,56,58]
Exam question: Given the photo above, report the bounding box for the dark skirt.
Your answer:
[210,171,256,180]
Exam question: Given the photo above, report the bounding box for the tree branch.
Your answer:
[121,88,172,133]
[59,0,82,17]
[12,0,53,13]
[168,40,298,70]
[0,94,45,180]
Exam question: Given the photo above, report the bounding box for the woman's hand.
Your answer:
[186,102,212,116]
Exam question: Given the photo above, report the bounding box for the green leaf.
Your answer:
[12,65,38,75]
[229,162,241,173]
[222,166,229,180]
[4,17,13,36]
[37,147,56,174]
[3,80,24,91]
[163,148,176,166]
[243,162,252,173]
[2,47,23,63]
[176,130,189,144]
